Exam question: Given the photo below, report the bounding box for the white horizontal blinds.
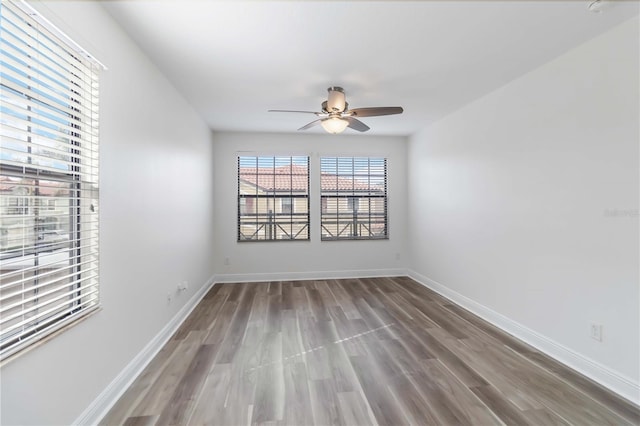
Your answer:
[320,157,388,240]
[238,156,309,241]
[0,0,100,361]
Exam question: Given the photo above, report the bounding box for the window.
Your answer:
[0,1,102,361]
[281,197,293,214]
[321,157,387,240]
[347,196,359,213]
[238,156,309,241]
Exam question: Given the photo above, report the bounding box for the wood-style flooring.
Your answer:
[101,277,640,425]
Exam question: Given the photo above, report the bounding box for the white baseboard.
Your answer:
[407,269,640,406]
[73,275,216,425]
[214,268,408,284]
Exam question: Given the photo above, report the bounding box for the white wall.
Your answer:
[408,17,639,402]
[212,132,407,281]
[0,2,215,425]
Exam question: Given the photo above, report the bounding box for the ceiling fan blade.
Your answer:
[345,117,370,132]
[349,106,404,117]
[269,109,322,115]
[298,119,323,131]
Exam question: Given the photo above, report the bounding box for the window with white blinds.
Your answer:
[320,157,388,240]
[0,0,102,361]
[238,156,310,241]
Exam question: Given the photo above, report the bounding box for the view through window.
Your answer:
[320,157,388,240]
[238,156,310,241]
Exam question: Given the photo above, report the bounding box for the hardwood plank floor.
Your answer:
[101,277,640,426]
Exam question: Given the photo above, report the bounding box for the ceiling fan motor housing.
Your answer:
[327,86,346,112]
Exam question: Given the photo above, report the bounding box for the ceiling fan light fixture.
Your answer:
[321,117,349,134]
[269,86,403,133]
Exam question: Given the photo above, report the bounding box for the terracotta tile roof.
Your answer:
[239,166,309,192]
[239,166,382,192]
[320,173,375,191]
[0,176,68,196]
[0,176,14,192]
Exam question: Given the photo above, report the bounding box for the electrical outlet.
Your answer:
[590,323,603,342]
[167,292,172,303]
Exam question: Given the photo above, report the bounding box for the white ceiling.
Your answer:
[103,1,639,136]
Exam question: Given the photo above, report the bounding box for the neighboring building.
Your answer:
[319,170,387,240]
[238,165,310,240]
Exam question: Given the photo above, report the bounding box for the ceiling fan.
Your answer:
[269,86,403,134]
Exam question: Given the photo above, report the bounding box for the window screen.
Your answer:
[0,1,102,361]
[238,156,309,241]
[321,157,387,240]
